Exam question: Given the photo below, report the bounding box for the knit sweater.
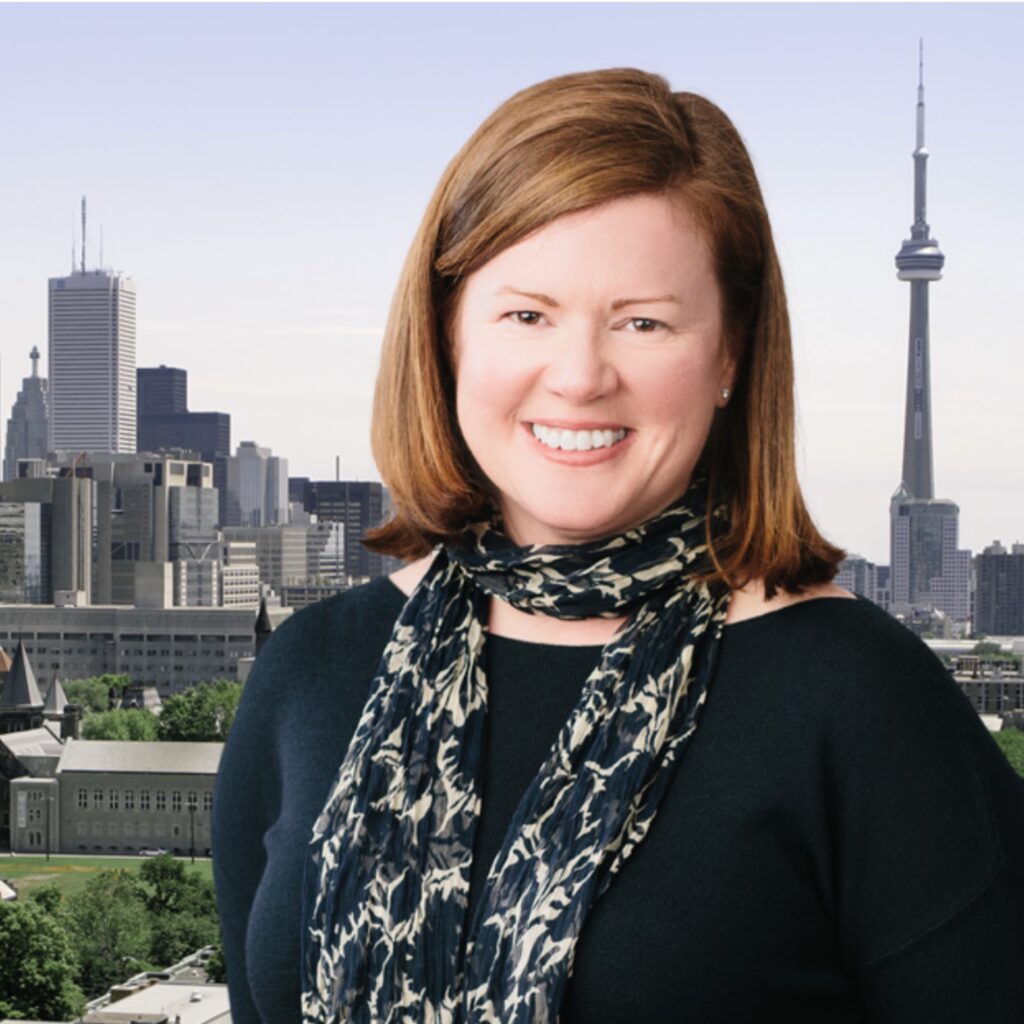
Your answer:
[211,576,1024,1023]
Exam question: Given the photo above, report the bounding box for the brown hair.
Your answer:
[364,67,845,598]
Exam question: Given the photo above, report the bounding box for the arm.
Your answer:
[212,633,286,1024]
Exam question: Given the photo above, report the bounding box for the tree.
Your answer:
[63,674,132,714]
[157,679,243,742]
[205,942,227,984]
[0,897,85,1021]
[138,853,221,967]
[66,869,155,997]
[993,728,1024,780]
[81,707,160,741]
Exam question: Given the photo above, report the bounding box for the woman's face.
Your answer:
[452,192,736,547]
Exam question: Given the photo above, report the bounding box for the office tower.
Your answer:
[304,480,401,582]
[137,365,187,415]
[49,200,137,454]
[888,47,970,625]
[3,347,50,482]
[975,542,1024,636]
[63,451,216,606]
[224,442,288,528]
[0,472,92,602]
[136,364,231,523]
[835,555,879,603]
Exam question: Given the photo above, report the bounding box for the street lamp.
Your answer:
[44,792,53,863]
[187,797,197,865]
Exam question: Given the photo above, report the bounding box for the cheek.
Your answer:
[636,349,720,420]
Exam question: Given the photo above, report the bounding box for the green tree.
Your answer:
[81,707,160,741]
[64,674,132,713]
[66,869,155,997]
[138,853,221,967]
[205,941,227,984]
[0,897,85,1021]
[993,728,1024,780]
[157,679,242,742]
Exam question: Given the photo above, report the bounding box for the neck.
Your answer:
[485,595,627,645]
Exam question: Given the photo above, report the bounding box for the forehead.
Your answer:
[456,192,717,308]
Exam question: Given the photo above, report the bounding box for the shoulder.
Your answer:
[240,577,407,711]
[724,578,857,626]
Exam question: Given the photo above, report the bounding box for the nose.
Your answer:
[541,322,618,404]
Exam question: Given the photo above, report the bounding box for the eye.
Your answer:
[504,310,544,325]
[626,317,667,333]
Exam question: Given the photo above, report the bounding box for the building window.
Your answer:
[92,788,103,810]
[202,791,213,813]
[155,791,166,812]
[124,790,135,811]
[109,790,119,811]
[139,822,150,837]
[171,791,182,813]
[92,822,102,836]
[77,788,88,810]
[187,790,197,810]
[76,822,86,836]
[140,790,151,811]
[124,822,134,837]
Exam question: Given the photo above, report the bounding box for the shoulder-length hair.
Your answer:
[364,66,844,598]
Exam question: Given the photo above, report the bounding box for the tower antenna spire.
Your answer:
[80,195,86,274]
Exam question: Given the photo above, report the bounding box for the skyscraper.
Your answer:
[48,198,137,455]
[888,46,970,626]
[3,346,50,481]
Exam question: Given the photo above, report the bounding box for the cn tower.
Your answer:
[893,40,945,500]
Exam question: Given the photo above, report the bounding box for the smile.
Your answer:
[529,423,628,452]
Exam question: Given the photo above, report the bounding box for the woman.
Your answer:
[212,68,1024,1023]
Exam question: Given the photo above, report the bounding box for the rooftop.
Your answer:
[58,739,223,776]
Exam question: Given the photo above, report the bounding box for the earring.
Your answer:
[720,387,731,401]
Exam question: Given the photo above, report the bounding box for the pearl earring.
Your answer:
[720,387,731,401]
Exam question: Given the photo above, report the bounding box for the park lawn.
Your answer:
[0,853,213,898]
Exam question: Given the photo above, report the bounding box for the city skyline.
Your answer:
[2,3,1022,565]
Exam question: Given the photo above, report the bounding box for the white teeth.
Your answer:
[530,424,627,451]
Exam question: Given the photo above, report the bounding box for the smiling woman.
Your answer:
[212,66,1024,1024]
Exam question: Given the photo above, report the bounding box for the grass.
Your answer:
[0,853,213,898]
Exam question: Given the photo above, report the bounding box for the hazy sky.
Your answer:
[1,2,1021,565]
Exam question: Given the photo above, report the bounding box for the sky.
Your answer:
[1,2,1021,565]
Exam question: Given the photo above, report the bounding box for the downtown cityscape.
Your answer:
[1,4,1023,1023]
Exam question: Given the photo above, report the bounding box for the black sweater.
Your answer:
[211,577,1024,1023]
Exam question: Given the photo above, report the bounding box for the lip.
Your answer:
[522,421,634,465]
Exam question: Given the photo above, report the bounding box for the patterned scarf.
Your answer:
[301,475,731,1023]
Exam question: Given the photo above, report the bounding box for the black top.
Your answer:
[211,576,1024,1023]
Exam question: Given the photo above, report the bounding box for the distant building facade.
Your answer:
[224,442,288,528]
[975,541,1024,636]
[136,365,231,525]
[48,268,137,454]
[9,739,221,856]
[0,472,93,602]
[0,604,290,694]
[299,479,401,582]
[2,346,50,482]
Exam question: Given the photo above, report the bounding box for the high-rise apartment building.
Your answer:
[887,49,970,625]
[49,265,137,455]
[3,347,50,482]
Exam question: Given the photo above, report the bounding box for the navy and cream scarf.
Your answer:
[301,476,731,1023]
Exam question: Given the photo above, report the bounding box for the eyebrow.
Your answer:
[494,287,680,311]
